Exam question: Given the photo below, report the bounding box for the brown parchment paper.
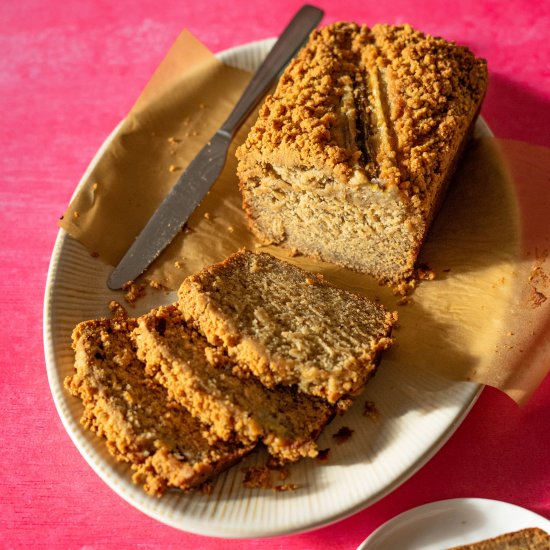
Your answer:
[60,31,550,405]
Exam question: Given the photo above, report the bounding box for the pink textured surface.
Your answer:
[2,0,549,548]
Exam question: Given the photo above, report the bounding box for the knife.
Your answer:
[107,5,324,290]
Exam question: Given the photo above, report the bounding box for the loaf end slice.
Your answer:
[178,250,396,404]
[64,316,253,497]
[133,305,335,462]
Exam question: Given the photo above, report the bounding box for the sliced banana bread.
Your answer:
[449,527,550,549]
[178,250,395,403]
[236,23,488,283]
[64,315,253,496]
[132,305,335,462]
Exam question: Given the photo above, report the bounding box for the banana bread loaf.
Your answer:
[236,23,488,283]
[64,315,254,496]
[133,305,335,462]
[178,249,395,403]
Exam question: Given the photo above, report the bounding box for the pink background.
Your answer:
[2,0,549,548]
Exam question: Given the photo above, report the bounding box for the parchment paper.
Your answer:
[60,30,550,404]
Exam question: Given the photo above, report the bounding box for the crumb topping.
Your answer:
[237,22,487,201]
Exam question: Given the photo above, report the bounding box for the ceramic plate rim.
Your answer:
[356,498,550,549]
[43,38,486,539]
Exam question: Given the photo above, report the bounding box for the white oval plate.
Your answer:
[44,38,485,538]
[357,498,550,549]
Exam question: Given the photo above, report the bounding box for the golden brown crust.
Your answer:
[237,22,487,198]
[178,250,396,403]
[64,316,253,496]
[132,305,335,462]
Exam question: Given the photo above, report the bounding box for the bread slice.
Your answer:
[132,305,335,462]
[448,527,550,549]
[236,23,488,283]
[178,250,395,403]
[64,315,253,496]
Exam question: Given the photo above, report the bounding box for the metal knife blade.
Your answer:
[107,5,324,289]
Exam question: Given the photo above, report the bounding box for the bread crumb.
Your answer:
[363,400,380,422]
[415,263,435,281]
[392,277,417,297]
[203,212,211,220]
[242,464,298,492]
[305,277,316,285]
[527,253,549,308]
[169,165,182,172]
[335,397,353,414]
[122,281,147,306]
[167,136,182,144]
[332,426,354,444]
[243,466,272,489]
[148,279,166,291]
[73,211,80,219]
[529,289,547,308]
[273,483,299,492]
[266,457,290,480]
[317,448,331,463]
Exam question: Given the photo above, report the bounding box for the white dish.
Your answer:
[357,498,550,549]
[44,38,485,538]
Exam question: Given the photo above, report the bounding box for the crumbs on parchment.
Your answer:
[181,223,194,235]
[527,249,549,308]
[389,263,434,304]
[148,279,168,291]
[415,263,435,281]
[122,281,147,306]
